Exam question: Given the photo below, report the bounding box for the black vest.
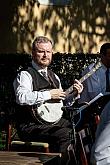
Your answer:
[27,66,60,90]
[15,66,60,124]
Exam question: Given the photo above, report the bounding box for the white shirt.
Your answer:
[13,60,62,105]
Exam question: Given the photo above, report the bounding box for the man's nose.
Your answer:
[44,51,48,56]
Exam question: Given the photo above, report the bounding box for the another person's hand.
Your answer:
[73,79,83,95]
[50,89,66,100]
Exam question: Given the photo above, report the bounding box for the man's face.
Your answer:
[32,42,52,68]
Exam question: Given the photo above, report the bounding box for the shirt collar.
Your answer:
[32,60,47,73]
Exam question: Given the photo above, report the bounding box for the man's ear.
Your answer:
[32,50,35,59]
[32,50,34,56]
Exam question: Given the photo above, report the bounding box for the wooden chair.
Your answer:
[6,123,49,153]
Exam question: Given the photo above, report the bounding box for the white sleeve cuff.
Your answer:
[42,91,51,101]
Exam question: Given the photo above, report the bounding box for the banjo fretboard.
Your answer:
[65,61,101,95]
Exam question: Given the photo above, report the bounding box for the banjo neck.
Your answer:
[65,60,101,95]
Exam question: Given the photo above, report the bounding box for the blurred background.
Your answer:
[0,0,110,54]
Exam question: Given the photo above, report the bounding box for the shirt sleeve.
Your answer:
[78,63,101,104]
[13,71,52,105]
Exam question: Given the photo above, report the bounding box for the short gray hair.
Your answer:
[32,36,53,51]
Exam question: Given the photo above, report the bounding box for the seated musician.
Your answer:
[78,43,110,164]
[13,36,83,164]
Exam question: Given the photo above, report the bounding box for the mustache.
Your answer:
[41,57,50,60]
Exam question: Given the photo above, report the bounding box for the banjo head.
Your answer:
[36,101,63,124]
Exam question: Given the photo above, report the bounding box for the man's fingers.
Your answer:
[73,79,83,94]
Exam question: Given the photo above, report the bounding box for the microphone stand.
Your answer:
[63,90,88,164]
[64,101,81,165]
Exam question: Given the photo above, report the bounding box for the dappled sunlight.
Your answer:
[0,0,110,53]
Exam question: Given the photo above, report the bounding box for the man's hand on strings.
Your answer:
[73,79,83,95]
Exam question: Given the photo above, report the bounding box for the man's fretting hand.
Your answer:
[73,79,83,95]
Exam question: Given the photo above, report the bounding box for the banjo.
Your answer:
[32,61,102,124]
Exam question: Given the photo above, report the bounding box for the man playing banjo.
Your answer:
[13,36,83,164]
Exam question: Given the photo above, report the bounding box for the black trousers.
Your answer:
[18,118,72,153]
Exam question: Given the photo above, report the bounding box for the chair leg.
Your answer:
[6,124,12,151]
